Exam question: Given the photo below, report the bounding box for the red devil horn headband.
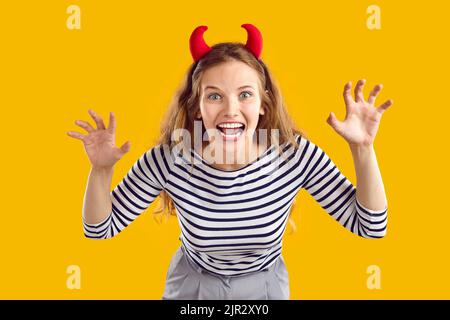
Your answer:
[189,23,263,63]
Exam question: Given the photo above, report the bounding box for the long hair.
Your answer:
[153,42,309,234]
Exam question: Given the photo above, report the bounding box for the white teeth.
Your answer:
[219,130,243,139]
[217,122,244,129]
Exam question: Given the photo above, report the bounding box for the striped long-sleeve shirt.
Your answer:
[82,134,388,276]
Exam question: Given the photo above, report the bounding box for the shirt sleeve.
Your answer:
[296,136,387,238]
[82,144,174,239]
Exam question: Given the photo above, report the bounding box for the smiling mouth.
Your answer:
[216,123,246,140]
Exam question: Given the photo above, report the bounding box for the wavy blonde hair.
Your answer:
[153,42,309,234]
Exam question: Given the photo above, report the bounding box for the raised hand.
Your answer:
[326,79,393,147]
[67,109,131,169]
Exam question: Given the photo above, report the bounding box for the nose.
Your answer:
[223,96,240,117]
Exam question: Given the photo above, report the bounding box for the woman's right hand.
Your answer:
[67,109,131,169]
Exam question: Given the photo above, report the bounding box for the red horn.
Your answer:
[189,25,211,62]
[241,23,263,60]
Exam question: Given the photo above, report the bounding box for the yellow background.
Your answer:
[0,0,448,299]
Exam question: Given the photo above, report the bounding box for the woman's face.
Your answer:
[197,60,265,155]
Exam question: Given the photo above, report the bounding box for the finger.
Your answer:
[327,112,345,136]
[354,79,366,103]
[66,131,86,141]
[75,120,95,133]
[119,140,131,154]
[343,81,354,106]
[88,109,106,130]
[107,112,116,132]
[377,99,393,114]
[368,84,383,105]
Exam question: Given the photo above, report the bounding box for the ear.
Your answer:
[260,90,269,115]
[195,111,202,120]
[259,105,265,115]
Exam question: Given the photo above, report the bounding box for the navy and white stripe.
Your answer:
[83,134,388,276]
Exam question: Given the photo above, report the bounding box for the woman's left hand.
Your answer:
[326,79,393,147]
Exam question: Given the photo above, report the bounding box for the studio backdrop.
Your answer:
[0,0,448,299]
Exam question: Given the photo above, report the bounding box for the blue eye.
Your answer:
[241,91,252,99]
[207,93,221,100]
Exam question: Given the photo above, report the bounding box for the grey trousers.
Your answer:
[162,245,290,300]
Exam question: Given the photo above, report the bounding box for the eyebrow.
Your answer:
[204,85,255,91]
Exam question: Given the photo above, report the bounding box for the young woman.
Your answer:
[67,24,392,300]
